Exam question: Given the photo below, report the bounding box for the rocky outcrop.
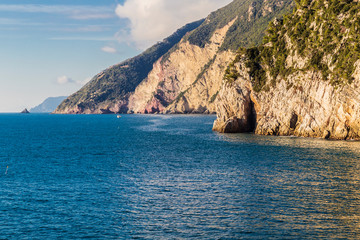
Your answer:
[53,0,293,115]
[53,20,205,114]
[214,0,360,140]
[166,50,235,114]
[128,19,237,114]
[213,66,256,133]
[21,108,30,114]
[213,61,360,140]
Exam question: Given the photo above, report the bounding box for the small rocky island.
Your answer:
[21,108,30,114]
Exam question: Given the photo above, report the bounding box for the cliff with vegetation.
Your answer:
[54,0,293,114]
[213,0,360,140]
[54,20,204,114]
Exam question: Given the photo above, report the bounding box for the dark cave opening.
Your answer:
[290,112,298,129]
[248,100,257,132]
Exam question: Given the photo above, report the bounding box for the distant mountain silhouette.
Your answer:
[31,96,67,113]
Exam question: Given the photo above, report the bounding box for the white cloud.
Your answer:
[57,76,74,85]
[115,0,232,49]
[57,76,92,86]
[101,46,117,54]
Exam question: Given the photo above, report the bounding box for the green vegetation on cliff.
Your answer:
[56,20,204,112]
[188,0,294,50]
[230,0,360,91]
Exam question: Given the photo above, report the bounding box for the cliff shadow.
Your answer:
[249,99,257,133]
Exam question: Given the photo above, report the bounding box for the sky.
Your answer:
[0,0,232,112]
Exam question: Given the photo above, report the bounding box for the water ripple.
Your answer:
[0,114,360,239]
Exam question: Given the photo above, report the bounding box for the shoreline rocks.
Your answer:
[213,64,360,140]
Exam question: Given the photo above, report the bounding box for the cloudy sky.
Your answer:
[0,0,231,112]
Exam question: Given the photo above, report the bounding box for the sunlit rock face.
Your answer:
[213,61,360,140]
[213,0,360,140]
[54,0,294,115]
[128,20,236,114]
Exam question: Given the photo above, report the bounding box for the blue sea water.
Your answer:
[1,114,360,239]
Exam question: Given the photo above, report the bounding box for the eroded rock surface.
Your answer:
[128,19,237,114]
[213,61,360,140]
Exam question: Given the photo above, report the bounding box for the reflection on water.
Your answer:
[1,114,360,239]
[218,131,360,151]
[215,133,360,239]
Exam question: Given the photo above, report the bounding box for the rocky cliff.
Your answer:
[127,19,237,114]
[213,0,360,140]
[54,20,204,114]
[54,0,293,114]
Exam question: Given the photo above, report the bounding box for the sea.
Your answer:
[1,114,360,239]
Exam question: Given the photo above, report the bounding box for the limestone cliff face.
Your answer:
[166,50,235,114]
[128,19,236,114]
[55,19,237,115]
[54,0,293,114]
[213,61,360,140]
[53,20,205,114]
[214,1,360,140]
